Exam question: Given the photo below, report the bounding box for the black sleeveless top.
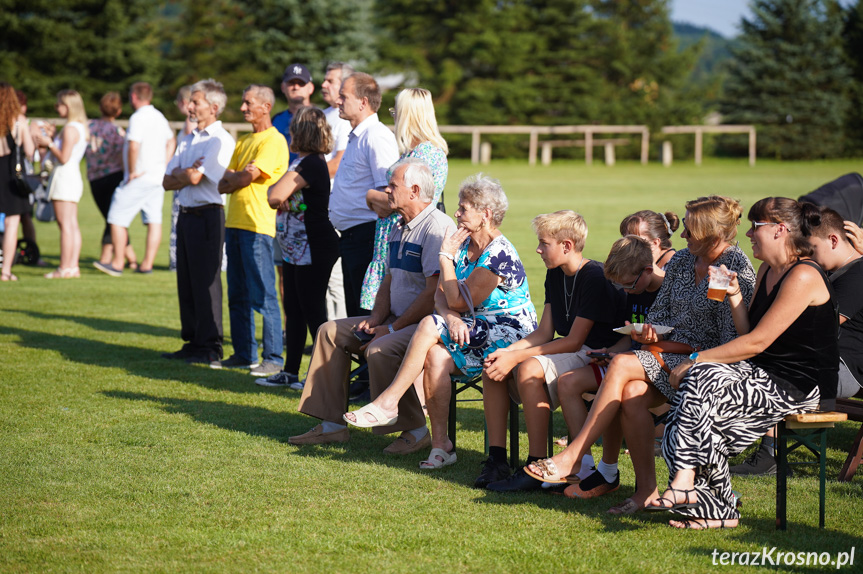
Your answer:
[748,260,839,400]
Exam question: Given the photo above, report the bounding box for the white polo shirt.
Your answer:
[328,113,398,231]
[166,121,236,208]
[123,104,174,185]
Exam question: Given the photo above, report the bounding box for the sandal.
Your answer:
[419,448,457,470]
[607,498,640,515]
[44,267,80,279]
[343,402,398,428]
[645,486,698,512]
[671,518,734,530]
[523,458,581,485]
[1,273,18,282]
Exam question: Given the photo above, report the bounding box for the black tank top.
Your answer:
[748,260,839,401]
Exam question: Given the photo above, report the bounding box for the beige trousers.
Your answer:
[298,316,425,434]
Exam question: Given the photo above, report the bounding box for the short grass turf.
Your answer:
[2,158,863,572]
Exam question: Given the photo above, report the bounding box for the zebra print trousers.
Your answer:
[661,361,820,520]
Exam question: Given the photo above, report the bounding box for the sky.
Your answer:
[671,0,752,38]
[671,0,854,38]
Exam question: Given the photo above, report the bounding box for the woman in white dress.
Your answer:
[35,90,89,278]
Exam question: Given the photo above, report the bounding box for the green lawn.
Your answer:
[2,158,863,572]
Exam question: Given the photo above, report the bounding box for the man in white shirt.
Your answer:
[320,61,354,321]
[330,72,399,316]
[161,79,236,365]
[97,82,176,276]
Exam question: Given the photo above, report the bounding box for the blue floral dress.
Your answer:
[359,141,448,310]
[433,235,538,378]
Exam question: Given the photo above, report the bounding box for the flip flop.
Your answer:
[0,273,18,282]
[343,402,398,428]
[523,458,581,485]
[671,518,734,530]
[419,448,457,470]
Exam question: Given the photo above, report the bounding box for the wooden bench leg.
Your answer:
[819,429,827,529]
[839,425,863,482]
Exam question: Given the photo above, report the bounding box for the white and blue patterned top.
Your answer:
[433,234,538,378]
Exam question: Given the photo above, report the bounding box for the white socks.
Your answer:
[408,426,429,441]
[576,454,595,480]
[597,459,618,482]
[322,421,347,433]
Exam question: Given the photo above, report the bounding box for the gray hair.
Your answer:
[243,84,275,109]
[191,79,227,116]
[325,61,355,79]
[391,157,435,203]
[459,173,509,227]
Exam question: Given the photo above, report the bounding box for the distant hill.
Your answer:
[673,22,738,100]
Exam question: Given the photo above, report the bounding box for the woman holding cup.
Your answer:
[649,198,837,529]
[524,196,757,514]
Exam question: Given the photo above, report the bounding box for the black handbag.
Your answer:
[10,124,34,197]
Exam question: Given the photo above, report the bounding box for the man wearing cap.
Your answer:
[331,72,399,317]
[272,63,314,162]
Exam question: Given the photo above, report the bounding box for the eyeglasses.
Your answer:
[615,268,645,291]
[389,107,396,118]
[750,221,781,232]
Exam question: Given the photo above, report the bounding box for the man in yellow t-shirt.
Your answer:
[215,85,288,376]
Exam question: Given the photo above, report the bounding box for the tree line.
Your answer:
[1,0,861,159]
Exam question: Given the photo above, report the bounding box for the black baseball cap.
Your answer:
[283,64,312,84]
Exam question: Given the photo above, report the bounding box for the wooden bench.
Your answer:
[540,138,631,166]
[836,397,863,481]
[776,411,847,530]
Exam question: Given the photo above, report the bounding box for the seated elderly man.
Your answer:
[289,157,455,452]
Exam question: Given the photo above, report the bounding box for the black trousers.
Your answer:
[338,220,376,318]
[176,206,225,357]
[282,248,338,374]
[89,171,125,245]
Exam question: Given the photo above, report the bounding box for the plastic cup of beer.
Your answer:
[707,265,732,301]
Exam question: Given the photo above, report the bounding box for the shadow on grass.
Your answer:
[102,390,502,486]
[1,307,178,339]
[0,323,262,393]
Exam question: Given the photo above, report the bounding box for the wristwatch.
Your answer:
[689,351,699,363]
[388,324,396,334]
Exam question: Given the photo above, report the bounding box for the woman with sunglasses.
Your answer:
[646,198,837,529]
[524,196,756,515]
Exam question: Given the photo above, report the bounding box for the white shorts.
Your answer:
[107,179,166,227]
[509,348,596,409]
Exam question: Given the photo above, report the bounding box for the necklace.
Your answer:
[563,257,586,322]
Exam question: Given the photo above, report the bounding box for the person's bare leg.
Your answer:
[100,243,113,264]
[140,222,161,271]
[423,344,454,453]
[517,358,553,458]
[483,370,510,448]
[619,379,667,507]
[413,371,427,415]
[1,214,20,278]
[124,244,138,269]
[558,367,598,439]
[345,315,440,423]
[110,225,128,270]
[527,353,647,479]
[53,201,79,270]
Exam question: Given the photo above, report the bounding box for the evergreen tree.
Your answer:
[161,0,377,122]
[842,0,863,155]
[721,0,850,159]
[589,0,702,128]
[0,0,164,117]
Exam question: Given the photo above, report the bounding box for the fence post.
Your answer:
[695,128,703,166]
[662,141,673,167]
[528,130,538,166]
[480,142,492,165]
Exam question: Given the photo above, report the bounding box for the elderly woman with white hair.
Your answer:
[345,174,537,470]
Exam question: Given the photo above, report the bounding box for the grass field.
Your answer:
[2,158,863,572]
